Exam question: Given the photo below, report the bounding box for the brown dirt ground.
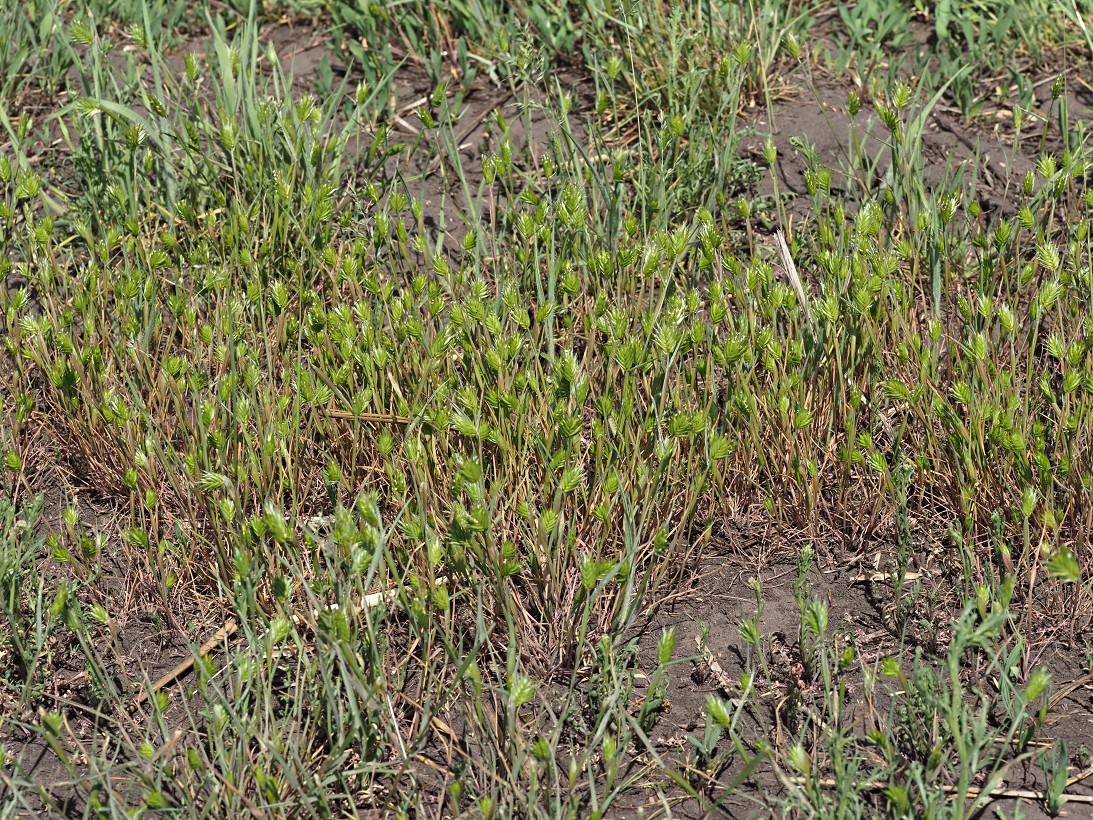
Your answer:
[620,554,1093,818]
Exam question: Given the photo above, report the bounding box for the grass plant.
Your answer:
[1,0,1092,816]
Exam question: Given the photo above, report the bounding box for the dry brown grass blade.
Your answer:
[1047,670,1093,713]
[775,229,811,324]
[849,570,934,584]
[789,776,1093,805]
[319,408,411,424]
[1068,760,1093,789]
[693,634,735,695]
[130,619,239,712]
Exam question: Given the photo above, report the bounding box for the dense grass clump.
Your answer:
[2,0,1093,816]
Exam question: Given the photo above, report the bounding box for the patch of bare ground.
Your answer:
[743,72,1039,231]
[604,545,1093,817]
